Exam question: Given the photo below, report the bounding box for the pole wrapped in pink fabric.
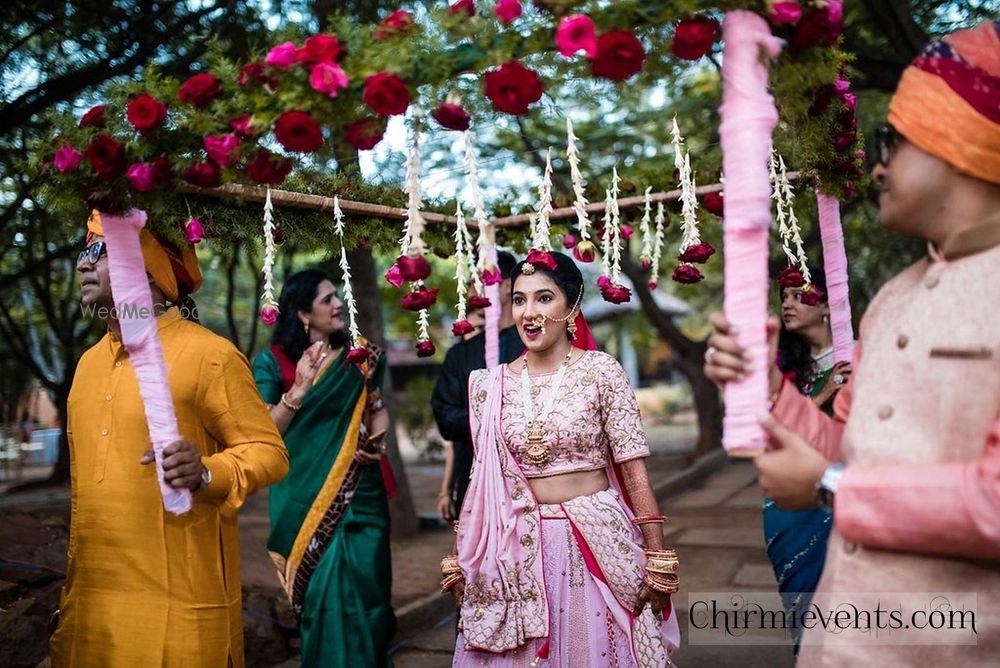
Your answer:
[484,245,501,369]
[101,209,192,515]
[816,191,855,363]
[719,11,785,456]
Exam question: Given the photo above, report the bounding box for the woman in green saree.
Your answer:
[253,268,395,667]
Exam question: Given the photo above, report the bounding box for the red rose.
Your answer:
[342,347,367,366]
[374,9,415,39]
[672,264,704,284]
[591,31,645,81]
[573,240,596,263]
[701,192,724,216]
[467,295,492,310]
[416,340,436,358]
[834,130,856,154]
[525,249,558,271]
[449,0,475,16]
[126,93,168,131]
[274,110,324,152]
[484,61,544,115]
[246,149,293,185]
[401,286,439,312]
[452,319,476,336]
[84,134,126,181]
[678,242,715,264]
[177,73,220,107]
[641,257,653,270]
[777,265,806,288]
[600,282,632,304]
[79,104,107,128]
[182,161,221,188]
[396,254,432,282]
[151,156,173,188]
[296,34,345,66]
[236,62,275,88]
[229,114,262,137]
[344,117,386,151]
[790,6,842,54]
[431,102,471,131]
[563,233,577,249]
[362,72,410,116]
[672,16,720,61]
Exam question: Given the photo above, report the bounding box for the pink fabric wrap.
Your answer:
[485,245,501,369]
[816,191,855,363]
[100,209,192,515]
[718,11,784,455]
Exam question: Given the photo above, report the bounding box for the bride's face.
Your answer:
[512,272,572,353]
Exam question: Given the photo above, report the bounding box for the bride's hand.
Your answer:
[635,584,671,616]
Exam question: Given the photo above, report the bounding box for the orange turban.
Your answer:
[888,21,1000,184]
[86,210,202,302]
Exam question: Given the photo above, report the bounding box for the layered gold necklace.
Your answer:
[519,348,574,466]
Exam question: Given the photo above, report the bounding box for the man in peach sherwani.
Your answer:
[705,21,1000,666]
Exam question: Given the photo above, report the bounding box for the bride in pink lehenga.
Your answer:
[442,250,681,667]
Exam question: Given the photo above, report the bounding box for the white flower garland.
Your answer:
[601,189,613,277]
[566,118,591,241]
[333,195,361,347]
[463,130,490,291]
[600,166,623,283]
[260,186,279,315]
[639,186,654,262]
[650,201,667,286]
[678,152,702,253]
[532,147,554,250]
[417,307,431,344]
[453,203,472,323]
[770,149,811,282]
[400,126,426,257]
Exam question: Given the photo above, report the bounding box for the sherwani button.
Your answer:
[878,404,893,420]
[897,334,909,349]
[843,541,858,554]
[115,361,123,368]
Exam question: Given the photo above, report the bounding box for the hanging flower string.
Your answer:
[565,118,595,262]
[415,308,435,358]
[597,166,631,304]
[671,117,713,284]
[648,201,667,289]
[639,186,654,269]
[771,150,821,303]
[259,186,279,325]
[463,130,497,291]
[451,203,477,336]
[532,147,554,251]
[333,195,367,365]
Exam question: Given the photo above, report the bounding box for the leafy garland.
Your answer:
[36,0,858,247]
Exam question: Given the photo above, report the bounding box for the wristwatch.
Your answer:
[815,463,844,512]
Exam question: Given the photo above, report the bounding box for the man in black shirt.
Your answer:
[431,251,523,519]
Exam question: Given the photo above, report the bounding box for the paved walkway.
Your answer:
[390,459,796,668]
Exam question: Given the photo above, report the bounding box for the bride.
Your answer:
[443,249,681,667]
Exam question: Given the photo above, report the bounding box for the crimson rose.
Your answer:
[416,340,436,358]
[344,117,386,151]
[678,242,715,264]
[84,134,126,181]
[126,93,167,131]
[396,254,432,282]
[345,347,369,366]
[178,73,220,107]
[363,72,410,116]
[296,34,345,66]
[790,5,842,54]
[467,295,491,309]
[672,264,704,284]
[431,103,471,131]
[182,161,221,188]
[274,110,323,152]
[484,61,544,115]
[452,320,476,336]
[671,16,719,61]
[79,104,107,128]
[374,10,415,40]
[591,31,645,81]
[600,282,632,304]
[777,265,806,288]
[701,192,724,216]
[401,286,439,312]
[246,150,293,185]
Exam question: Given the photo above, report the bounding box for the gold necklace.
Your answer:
[520,348,574,466]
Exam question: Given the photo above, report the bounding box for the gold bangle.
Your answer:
[438,491,451,500]
[280,393,302,411]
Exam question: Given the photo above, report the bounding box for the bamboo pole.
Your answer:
[182,172,799,229]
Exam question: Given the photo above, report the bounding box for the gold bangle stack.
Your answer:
[644,548,680,594]
[440,554,463,593]
[280,393,302,411]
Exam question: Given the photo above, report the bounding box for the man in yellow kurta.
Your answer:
[49,213,289,667]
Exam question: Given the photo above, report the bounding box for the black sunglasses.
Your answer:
[77,240,106,265]
[875,125,898,167]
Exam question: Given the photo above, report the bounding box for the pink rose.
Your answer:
[184,218,204,244]
[309,61,349,97]
[768,1,802,26]
[54,145,82,173]
[203,134,240,167]
[495,0,521,24]
[563,233,577,249]
[672,264,704,284]
[619,224,634,241]
[416,339,436,358]
[641,257,653,270]
[452,319,476,336]
[229,114,261,137]
[449,0,474,17]
[573,240,596,263]
[481,264,503,286]
[126,162,156,192]
[556,14,597,58]
[647,281,658,290]
[596,275,612,288]
[265,42,298,69]
[260,306,279,325]
[384,263,405,288]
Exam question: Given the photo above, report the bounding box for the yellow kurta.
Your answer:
[50,309,288,667]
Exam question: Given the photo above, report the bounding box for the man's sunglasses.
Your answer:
[875,125,898,167]
[77,240,107,265]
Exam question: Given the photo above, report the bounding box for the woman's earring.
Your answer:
[303,320,310,335]
[567,318,578,338]
[822,314,830,324]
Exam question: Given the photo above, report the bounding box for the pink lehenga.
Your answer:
[453,351,680,667]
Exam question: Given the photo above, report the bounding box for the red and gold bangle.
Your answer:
[441,573,464,593]
[631,514,667,526]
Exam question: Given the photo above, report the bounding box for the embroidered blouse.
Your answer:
[469,350,649,478]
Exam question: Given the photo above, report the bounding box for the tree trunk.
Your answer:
[345,247,419,539]
[620,256,722,456]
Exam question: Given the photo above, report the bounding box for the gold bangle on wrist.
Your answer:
[280,393,302,411]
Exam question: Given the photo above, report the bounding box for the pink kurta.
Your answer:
[772,242,1000,665]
